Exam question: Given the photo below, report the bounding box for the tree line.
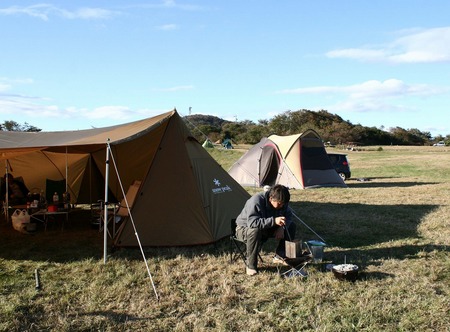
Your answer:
[184,109,449,146]
[2,111,448,146]
[0,120,41,132]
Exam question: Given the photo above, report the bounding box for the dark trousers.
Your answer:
[236,222,296,270]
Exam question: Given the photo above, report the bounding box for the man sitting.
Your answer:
[2,173,29,206]
[235,184,296,276]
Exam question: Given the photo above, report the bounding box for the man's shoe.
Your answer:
[246,267,258,276]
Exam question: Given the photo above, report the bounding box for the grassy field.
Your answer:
[1,146,449,331]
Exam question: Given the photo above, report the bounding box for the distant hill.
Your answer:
[183,109,446,146]
[184,114,229,128]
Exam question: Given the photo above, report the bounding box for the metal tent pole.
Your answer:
[4,161,9,221]
[290,209,326,244]
[107,144,159,300]
[65,146,68,193]
[103,139,111,264]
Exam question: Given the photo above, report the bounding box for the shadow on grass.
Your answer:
[318,243,450,282]
[358,271,395,281]
[0,209,105,263]
[289,201,439,248]
[69,310,150,323]
[0,209,223,263]
[346,178,438,188]
[265,243,449,282]
[327,244,450,264]
[0,202,443,264]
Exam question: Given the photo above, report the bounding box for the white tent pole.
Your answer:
[108,144,159,301]
[290,209,326,243]
[103,139,111,264]
[4,160,9,222]
[65,146,68,193]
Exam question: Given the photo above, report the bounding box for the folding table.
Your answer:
[31,209,69,231]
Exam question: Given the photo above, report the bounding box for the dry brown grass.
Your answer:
[1,146,449,331]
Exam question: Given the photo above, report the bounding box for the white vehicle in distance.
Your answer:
[433,141,446,146]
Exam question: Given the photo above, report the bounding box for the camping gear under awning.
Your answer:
[0,110,251,246]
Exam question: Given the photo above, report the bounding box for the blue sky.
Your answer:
[1,1,449,137]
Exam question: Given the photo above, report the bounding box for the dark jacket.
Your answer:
[235,190,292,229]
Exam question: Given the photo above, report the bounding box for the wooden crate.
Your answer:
[285,240,302,258]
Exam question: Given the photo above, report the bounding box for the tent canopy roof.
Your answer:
[1,109,252,247]
[0,111,174,158]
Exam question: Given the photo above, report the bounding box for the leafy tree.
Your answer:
[239,124,268,144]
[0,120,41,132]
[389,127,429,146]
[183,110,447,147]
[266,112,291,135]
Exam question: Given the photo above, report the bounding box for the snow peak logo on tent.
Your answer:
[212,178,232,194]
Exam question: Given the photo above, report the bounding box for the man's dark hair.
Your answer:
[268,184,290,204]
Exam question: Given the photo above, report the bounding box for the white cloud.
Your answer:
[330,98,409,113]
[65,7,119,20]
[326,27,450,63]
[0,76,167,127]
[0,77,33,92]
[0,82,10,92]
[0,4,120,21]
[276,79,450,116]
[156,24,178,31]
[69,106,166,122]
[277,79,447,99]
[152,85,194,92]
[126,0,206,11]
[0,94,58,117]
[85,106,131,120]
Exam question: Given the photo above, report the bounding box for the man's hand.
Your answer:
[275,216,286,227]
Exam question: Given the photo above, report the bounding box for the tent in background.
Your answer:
[202,139,214,148]
[0,110,250,246]
[228,130,347,189]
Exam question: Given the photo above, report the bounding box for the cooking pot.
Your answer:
[332,264,359,282]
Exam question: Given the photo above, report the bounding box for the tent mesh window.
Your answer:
[301,146,332,170]
[259,145,280,186]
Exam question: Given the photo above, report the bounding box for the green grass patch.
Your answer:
[1,146,449,331]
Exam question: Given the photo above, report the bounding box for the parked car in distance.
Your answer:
[328,153,351,180]
[433,141,446,146]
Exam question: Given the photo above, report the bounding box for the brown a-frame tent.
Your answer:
[228,130,347,189]
[0,110,250,246]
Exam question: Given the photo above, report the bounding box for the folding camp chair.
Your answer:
[94,180,141,238]
[229,218,263,266]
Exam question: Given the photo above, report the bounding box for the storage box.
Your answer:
[47,205,57,212]
[286,240,302,258]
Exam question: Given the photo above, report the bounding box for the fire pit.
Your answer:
[332,264,359,282]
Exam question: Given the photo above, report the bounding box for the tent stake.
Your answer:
[35,268,41,290]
